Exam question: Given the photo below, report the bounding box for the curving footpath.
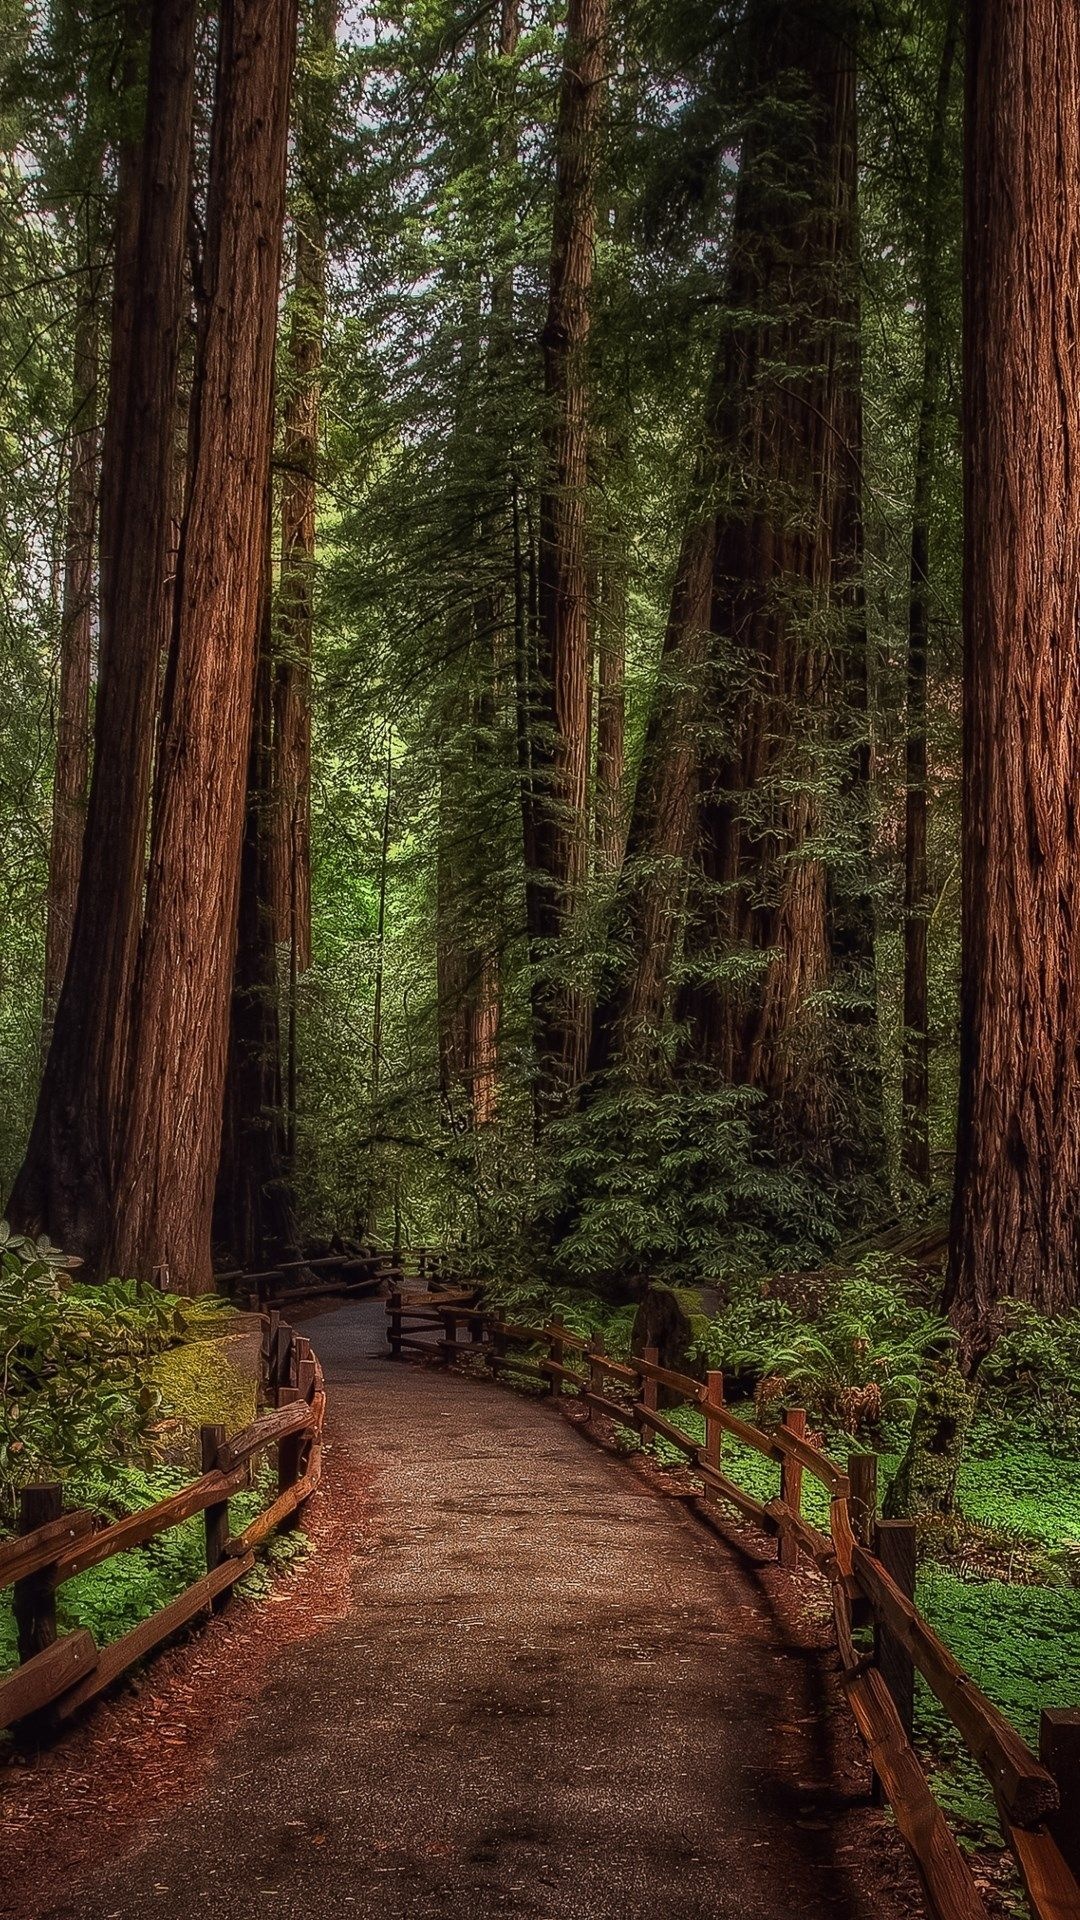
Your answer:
[37,1297,923,1920]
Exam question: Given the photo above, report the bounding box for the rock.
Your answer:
[630,1283,720,1402]
[884,1360,976,1518]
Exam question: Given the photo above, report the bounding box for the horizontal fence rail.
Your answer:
[232,1243,453,1312]
[0,1310,324,1741]
[386,1286,1080,1920]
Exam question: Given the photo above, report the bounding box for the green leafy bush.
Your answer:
[691,1257,951,1438]
[543,1078,838,1292]
[0,1224,182,1522]
[485,1278,638,1357]
[976,1302,1080,1445]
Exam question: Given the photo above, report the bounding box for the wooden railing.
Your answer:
[0,1309,324,1741]
[234,1243,453,1310]
[387,1288,1080,1920]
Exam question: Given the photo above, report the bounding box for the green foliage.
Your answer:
[976,1302,1080,1446]
[486,1277,638,1357]
[547,1079,838,1293]
[689,1257,951,1438]
[917,1568,1080,1842]
[0,1226,186,1521]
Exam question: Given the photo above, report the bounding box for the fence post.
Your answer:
[277,1387,304,1531]
[703,1371,725,1503]
[847,1451,878,1629]
[388,1289,403,1360]
[274,1321,295,1398]
[1040,1710,1080,1879]
[441,1308,457,1367]
[874,1518,916,1730]
[847,1451,878,1545]
[13,1483,62,1744]
[548,1318,566,1397]
[200,1424,230,1610]
[778,1407,807,1568]
[265,1309,281,1394]
[586,1333,606,1419]
[641,1344,659,1416]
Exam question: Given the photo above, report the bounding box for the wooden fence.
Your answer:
[0,1310,324,1741]
[235,1243,452,1311]
[387,1287,1080,1920]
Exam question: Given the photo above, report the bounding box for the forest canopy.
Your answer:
[0,0,1073,1391]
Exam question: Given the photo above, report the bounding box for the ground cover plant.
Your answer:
[0,1225,309,1681]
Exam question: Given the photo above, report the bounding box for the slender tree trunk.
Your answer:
[902,0,960,1185]
[595,495,627,873]
[111,0,298,1293]
[371,730,393,1104]
[530,0,606,1105]
[945,0,1080,1365]
[588,509,715,1077]
[679,0,862,1164]
[271,0,338,975]
[215,529,300,1272]
[43,256,100,1026]
[7,1,196,1266]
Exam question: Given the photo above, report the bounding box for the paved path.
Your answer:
[42,1299,915,1920]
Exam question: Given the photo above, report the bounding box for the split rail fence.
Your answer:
[0,1310,323,1740]
[388,1286,1080,1920]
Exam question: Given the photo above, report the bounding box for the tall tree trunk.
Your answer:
[594,482,627,873]
[7,0,196,1266]
[902,0,960,1186]
[679,0,862,1164]
[111,0,298,1293]
[270,0,338,976]
[215,534,299,1273]
[529,0,606,1105]
[587,509,715,1077]
[945,0,1080,1365]
[43,253,100,1027]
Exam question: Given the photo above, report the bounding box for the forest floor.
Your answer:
[2,1297,930,1920]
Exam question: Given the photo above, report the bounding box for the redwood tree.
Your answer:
[43,242,100,1024]
[529,0,606,1105]
[111,0,298,1292]
[679,0,863,1163]
[902,0,960,1184]
[8,0,196,1266]
[270,0,338,977]
[945,0,1080,1363]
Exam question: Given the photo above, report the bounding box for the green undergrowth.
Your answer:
[915,1570,1080,1843]
[0,1224,311,1696]
[0,1457,312,1686]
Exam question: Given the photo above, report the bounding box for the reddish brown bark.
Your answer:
[530,0,606,1104]
[679,0,861,1158]
[902,0,960,1186]
[215,539,299,1273]
[595,531,626,873]
[945,0,1080,1363]
[43,264,99,1025]
[111,0,298,1293]
[588,511,715,1077]
[7,1,196,1266]
[270,0,338,976]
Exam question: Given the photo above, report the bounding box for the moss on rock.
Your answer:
[148,1332,259,1466]
[885,1361,976,1519]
